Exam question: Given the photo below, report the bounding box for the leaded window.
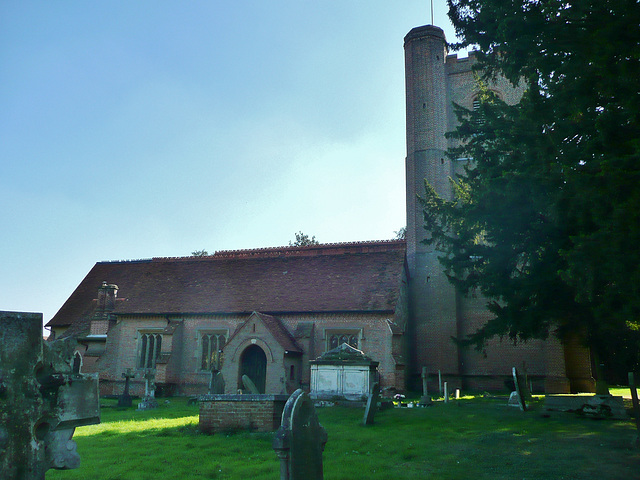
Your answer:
[139,333,162,369]
[328,333,359,351]
[201,333,226,371]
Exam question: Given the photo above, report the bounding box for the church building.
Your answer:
[46,24,593,397]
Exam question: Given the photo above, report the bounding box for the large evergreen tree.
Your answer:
[422,0,640,380]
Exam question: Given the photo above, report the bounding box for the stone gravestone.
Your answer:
[363,382,380,425]
[273,389,328,480]
[629,372,640,448]
[138,369,158,410]
[595,360,610,396]
[508,367,528,411]
[0,311,100,479]
[118,368,135,408]
[418,367,433,406]
[209,370,225,394]
[242,374,260,394]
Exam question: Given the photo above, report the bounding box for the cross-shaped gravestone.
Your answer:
[273,389,328,480]
[118,368,135,408]
[143,369,156,398]
[0,311,100,479]
[363,382,380,425]
[137,369,158,410]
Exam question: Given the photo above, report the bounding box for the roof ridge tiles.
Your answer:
[97,258,153,264]
[151,239,406,262]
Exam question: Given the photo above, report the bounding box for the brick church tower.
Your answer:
[403,25,593,393]
[404,25,460,385]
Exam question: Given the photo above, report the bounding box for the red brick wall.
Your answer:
[199,395,287,433]
[403,26,570,394]
[456,295,572,393]
[90,311,403,396]
[278,312,401,390]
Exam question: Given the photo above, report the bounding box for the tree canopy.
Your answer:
[289,231,319,247]
[422,0,640,379]
[394,227,407,240]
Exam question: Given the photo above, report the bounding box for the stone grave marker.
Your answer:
[273,389,328,480]
[510,367,527,411]
[242,374,260,394]
[629,372,640,447]
[138,369,158,410]
[0,311,100,479]
[595,360,610,396]
[209,370,225,394]
[444,382,449,403]
[118,368,135,408]
[508,391,521,407]
[363,382,380,425]
[419,367,433,406]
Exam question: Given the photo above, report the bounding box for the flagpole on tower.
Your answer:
[430,0,434,25]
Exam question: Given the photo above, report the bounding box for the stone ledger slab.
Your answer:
[545,395,627,419]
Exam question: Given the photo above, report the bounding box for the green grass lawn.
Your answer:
[48,395,639,480]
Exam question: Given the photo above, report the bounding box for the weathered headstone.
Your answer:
[511,367,527,411]
[629,372,640,448]
[0,311,100,479]
[363,382,380,425]
[209,370,225,394]
[137,369,158,410]
[508,390,522,408]
[273,389,328,480]
[595,360,610,396]
[242,374,260,394]
[118,368,135,408]
[419,367,433,406]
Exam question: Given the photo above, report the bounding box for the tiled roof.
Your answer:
[47,240,406,328]
[226,312,302,354]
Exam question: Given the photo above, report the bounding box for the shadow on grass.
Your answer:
[49,396,639,480]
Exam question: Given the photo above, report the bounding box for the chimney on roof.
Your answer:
[97,282,118,313]
[90,282,118,336]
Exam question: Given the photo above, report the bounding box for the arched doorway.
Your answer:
[239,345,267,393]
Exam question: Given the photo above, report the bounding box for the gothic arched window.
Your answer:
[138,332,162,369]
[201,332,226,371]
[326,329,361,351]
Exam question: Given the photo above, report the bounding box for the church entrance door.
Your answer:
[239,345,267,393]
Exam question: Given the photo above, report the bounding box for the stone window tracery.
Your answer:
[138,332,162,369]
[201,332,226,371]
[325,329,361,351]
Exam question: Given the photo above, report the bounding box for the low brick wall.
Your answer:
[199,394,289,433]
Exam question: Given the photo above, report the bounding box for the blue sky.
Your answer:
[0,1,463,326]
